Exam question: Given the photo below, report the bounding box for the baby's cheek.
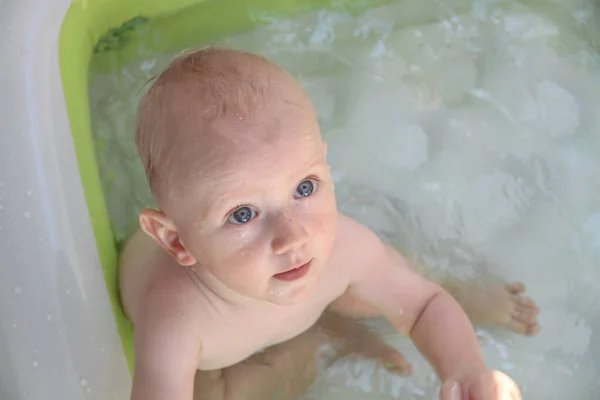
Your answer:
[216,233,270,273]
[306,209,337,248]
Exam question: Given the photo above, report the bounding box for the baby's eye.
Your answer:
[294,178,318,199]
[228,206,258,225]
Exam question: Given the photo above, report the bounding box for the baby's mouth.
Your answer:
[273,259,312,282]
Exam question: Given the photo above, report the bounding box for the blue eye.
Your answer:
[294,179,318,199]
[228,206,257,225]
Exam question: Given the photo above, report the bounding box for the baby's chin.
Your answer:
[263,273,320,306]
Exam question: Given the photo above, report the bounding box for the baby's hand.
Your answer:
[440,369,521,400]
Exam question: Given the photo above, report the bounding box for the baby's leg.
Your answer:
[194,329,320,400]
[193,313,411,400]
[318,311,412,376]
[330,251,540,336]
[438,277,540,336]
[410,255,540,336]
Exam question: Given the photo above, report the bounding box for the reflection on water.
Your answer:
[90,0,600,397]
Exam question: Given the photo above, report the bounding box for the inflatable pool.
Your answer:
[4,0,600,398]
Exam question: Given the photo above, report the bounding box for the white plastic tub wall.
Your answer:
[0,0,132,399]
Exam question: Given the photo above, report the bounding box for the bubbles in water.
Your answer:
[80,378,88,387]
[46,314,53,322]
[22,211,31,219]
[26,189,32,196]
[32,360,39,368]
[14,285,23,295]
[139,59,156,73]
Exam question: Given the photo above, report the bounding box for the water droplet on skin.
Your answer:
[14,285,23,295]
[23,211,31,219]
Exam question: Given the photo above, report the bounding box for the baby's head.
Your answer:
[135,47,338,304]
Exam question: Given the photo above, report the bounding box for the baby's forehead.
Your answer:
[173,122,322,194]
[144,47,323,202]
[183,116,320,174]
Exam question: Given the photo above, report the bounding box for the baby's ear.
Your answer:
[139,209,197,266]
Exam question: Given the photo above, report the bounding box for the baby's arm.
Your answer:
[333,214,484,380]
[131,288,202,400]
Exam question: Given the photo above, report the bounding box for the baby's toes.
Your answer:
[525,322,540,336]
[512,307,540,336]
[512,294,540,314]
[513,306,538,324]
[505,282,526,294]
[381,350,412,376]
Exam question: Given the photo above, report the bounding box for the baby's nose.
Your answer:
[271,214,309,255]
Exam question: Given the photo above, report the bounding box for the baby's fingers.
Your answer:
[492,371,522,400]
[440,378,493,400]
[440,371,522,400]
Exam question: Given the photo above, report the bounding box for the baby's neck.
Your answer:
[186,265,267,310]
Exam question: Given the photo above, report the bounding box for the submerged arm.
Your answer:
[340,215,484,380]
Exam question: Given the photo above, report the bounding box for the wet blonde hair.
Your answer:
[135,46,290,200]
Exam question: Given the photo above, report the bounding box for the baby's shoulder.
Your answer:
[119,229,214,326]
[326,213,386,279]
[332,212,381,255]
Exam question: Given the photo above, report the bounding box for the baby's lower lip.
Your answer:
[273,260,312,282]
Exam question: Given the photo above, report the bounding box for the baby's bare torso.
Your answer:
[119,222,352,370]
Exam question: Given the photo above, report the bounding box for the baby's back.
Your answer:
[119,229,349,371]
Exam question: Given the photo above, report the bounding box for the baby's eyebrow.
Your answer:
[206,193,241,215]
[290,159,328,179]
[202,184,261,217]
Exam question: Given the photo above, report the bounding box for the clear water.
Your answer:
[89,0,600,398]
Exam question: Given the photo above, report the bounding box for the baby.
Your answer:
[119,46,540,400]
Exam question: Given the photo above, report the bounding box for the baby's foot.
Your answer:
[459,282,540,336]
[356,339,413,376]
[320,312,412,376]
[381,348,413,376]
